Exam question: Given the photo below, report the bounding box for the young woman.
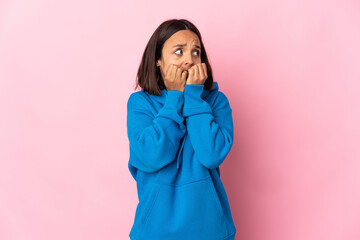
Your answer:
[127,19,236,240]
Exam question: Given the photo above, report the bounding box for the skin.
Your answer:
[156,30,208,92]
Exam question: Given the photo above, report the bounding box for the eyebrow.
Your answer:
[172,43,201,49]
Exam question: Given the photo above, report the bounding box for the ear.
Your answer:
[156,59,161,67]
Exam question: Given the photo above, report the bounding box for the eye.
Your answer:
[174,48,201,56]
[194,50,200,56]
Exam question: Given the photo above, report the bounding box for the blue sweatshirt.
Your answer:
[127,81,236,240]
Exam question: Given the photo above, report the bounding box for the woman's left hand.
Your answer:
[186,63,208,85]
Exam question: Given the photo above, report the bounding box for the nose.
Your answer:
[184,53,194,69]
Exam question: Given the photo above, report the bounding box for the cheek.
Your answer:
[163,54,178,65]
[194,59,201,64]
[163,61,180,72]
[169,59,179,66]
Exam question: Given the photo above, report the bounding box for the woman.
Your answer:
[127,19,236,240]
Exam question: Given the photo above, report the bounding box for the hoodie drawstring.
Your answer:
[176,135,185,168]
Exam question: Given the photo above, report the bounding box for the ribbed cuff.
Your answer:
[164,90,184,111]
[182,84,212,117]
[157,90,184,124]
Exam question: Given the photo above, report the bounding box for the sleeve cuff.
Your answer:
[182,84,212,117]
[157,90,184,123]
[164,90,184,110]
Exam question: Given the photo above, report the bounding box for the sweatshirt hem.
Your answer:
[129,231,236,240]
[221,231,236,240]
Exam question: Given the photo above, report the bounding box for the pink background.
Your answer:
[1,0,360,239]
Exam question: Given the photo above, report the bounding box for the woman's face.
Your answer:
[156,30,202,79]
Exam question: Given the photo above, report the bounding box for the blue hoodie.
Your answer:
[127,81,236,240]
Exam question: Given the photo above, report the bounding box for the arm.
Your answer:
[127,90,186,175]
[182,84,233,169]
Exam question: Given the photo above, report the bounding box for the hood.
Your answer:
[146,81,219,105]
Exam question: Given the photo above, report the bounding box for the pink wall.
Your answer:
[1,0,359,239]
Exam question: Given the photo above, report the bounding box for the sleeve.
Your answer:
[182,84,234,169]
[127,91,186,174]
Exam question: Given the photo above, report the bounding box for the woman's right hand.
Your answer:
[163,64,188,92]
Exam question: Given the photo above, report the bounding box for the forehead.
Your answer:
[164,30,200,47]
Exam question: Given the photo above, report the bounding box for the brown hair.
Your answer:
[135,19,214,95]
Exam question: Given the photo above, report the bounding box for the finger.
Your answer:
[181,70,188,82]
[170,65,177,81]
[198,63,205,80]
[175,67,182,80]
[202,63,208,79]
[165,64,172,80]
[165,64,172,77]
[188,68,194,82]
[193,64,199,81]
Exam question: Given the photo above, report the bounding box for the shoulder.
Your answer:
[127,91,151,110]
[127,91,158,118]
[207,90,232,113]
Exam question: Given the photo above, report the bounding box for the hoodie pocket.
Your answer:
[141,176,227,239]
[130,184,161,240]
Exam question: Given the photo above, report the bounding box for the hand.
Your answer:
[186,63,208,85]
[163,64,188,92]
